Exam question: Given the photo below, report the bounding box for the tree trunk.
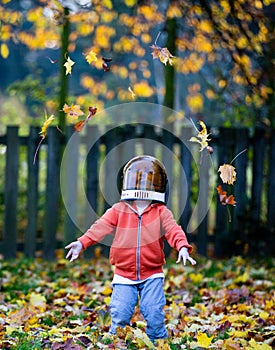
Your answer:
[58,7,70,131]
[163,17,176,113]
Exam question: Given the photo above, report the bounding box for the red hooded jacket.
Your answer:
[78,201,192,281]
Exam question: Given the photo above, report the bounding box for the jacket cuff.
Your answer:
[78,236,93,250]
[179,244,193,254]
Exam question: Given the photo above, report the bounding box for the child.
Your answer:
[65,155,196,341]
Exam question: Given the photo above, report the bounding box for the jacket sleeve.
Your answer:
[78,206,118,249]
[160,206,193,253]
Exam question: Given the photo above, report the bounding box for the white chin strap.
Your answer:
[121,189,165,203]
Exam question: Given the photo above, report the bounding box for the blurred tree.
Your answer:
[0,0,275,126]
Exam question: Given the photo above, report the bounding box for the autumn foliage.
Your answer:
[1,0,275,125]
[1,256,275,349]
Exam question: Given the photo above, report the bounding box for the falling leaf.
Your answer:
[87,106,97,121]
[39,112,55,139]
[62,103,84,123]
[189,120,211,151]
[196,332,214,348]
[33,112,55,164]
[74,120,85,132]
[85,49,98,64]
[218,164,237,185]
[128,86,136,99]
[46,56,59,64]
[217,185,236,206]
[64,56,75,75]
[73,106,97,132]
[150,44,174,65]
[102,57,112,62]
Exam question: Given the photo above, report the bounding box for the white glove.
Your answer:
[176,247,196,266]
[65,241,83,262]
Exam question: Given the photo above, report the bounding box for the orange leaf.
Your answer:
[74,120,85,132]
[217,185,236,206]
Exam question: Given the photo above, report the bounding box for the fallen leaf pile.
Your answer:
[1,255,274,349]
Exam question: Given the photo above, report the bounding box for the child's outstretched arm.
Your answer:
[176,247,196,266]
[65,241,83,262]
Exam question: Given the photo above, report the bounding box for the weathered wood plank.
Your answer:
[83,125,100,258]
[179,127,192,233]
[250,127,266,223]
[233,128,249,251]
[214,127,235,257]
[3,126,19,259]
[267,128,275,232]
[43,127,61,260]
[25,126,40,257]
[197,148,211,256]
[63,125,79,245]
[161,127,174,210]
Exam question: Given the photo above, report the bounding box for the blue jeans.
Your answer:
[110,278,168,341]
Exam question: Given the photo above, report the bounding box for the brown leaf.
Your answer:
[218,164,237,185]
[74,120,85,132]
[217,185,236,206]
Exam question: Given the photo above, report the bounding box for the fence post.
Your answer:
[214,127,235,257]
[84,125,100,258]
[43,127,61,260]
[268,128,275,232]
[25,126,40,257]
[179,126,192,237]
[251,127,266,223]
[63,125,79,246]
[162,127,174,210]
[3,126,19,259]
[233,128,249,252]
[197,149,211,256]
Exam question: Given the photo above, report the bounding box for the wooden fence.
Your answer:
[0,124,274,260]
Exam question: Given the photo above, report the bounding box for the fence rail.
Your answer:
[0,124,274,260]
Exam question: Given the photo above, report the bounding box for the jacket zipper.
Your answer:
[136,214,142,280]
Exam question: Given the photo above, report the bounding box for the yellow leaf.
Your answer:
[29,292,47,312]
[189,273,203,284]
[104,296,111,305]
[6,325,22,335]
[101,285,112,296]
[218,164,237,185]
[40,112,55,139]
[62,103,84,123]
[1,43,9,59]
[85,49,98,64]
[64,56,75,75]
[259,311,269,320]
[189,120,211,151]
[133,328,156,349]
[247,339,272,350]
[196,332,214,348]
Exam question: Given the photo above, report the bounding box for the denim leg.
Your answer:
[110,284,139,334]
[139,278,168,341]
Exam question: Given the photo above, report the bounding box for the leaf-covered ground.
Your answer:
[1,253,274,349]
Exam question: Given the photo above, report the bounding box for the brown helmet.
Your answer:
[121,155,167,203]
